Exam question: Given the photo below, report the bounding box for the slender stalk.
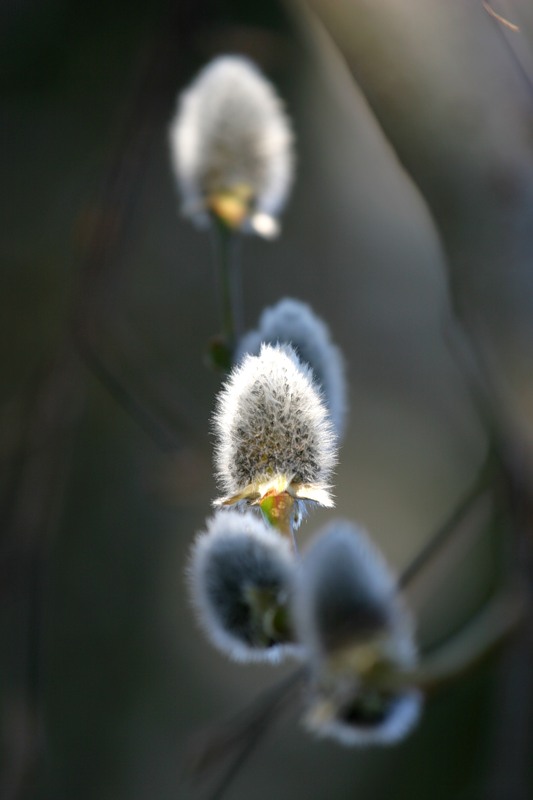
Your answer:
[210,219,243,358]
[0,354,83,800]
[182,668,305,800]
[259,492,299,553]
[442,312,508,463]
[399,454,497,590]
[75,333,182,453]
[289,522,299,555]
[229,233,244,343]
[410,587,526,693]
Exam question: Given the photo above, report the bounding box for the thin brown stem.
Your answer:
[399,455,497,590]
[182,668,306,800]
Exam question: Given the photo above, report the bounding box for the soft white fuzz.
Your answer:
[293,522,422,745]
[212,344,337,508]
[188,511,300,663]
[303,689,422,747]
[292,522,413,660]
[169,55,294,236]
[235,298,347,438]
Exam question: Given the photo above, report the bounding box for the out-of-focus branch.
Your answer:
[181,668,305,800]
[0,353,83,800]
[74,315,203,453]
[292,0,533,474]
[1,2,213,797]
[399,453,496,591]
[290,2,533,796]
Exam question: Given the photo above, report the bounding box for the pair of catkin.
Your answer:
[169,56,422,745]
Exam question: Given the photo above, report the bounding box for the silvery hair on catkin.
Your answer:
[293,521,422,745]
[306,687,423,747]
[169,55,294,233]
[236,298,347,438]
[292,521,417,666]
[188,511,301,663]
[212,344,337,502]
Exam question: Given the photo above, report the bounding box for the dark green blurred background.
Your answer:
[2,1,529,798]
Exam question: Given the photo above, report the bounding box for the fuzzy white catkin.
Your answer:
[293,522,422,745]
[292,522,414,661]
[235,298,348,438]
[187,511,300,663]
[309,690,422,747]
[212,343,337,507]
[169,55,294,235]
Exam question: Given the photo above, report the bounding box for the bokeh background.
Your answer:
[2,1,533,798]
